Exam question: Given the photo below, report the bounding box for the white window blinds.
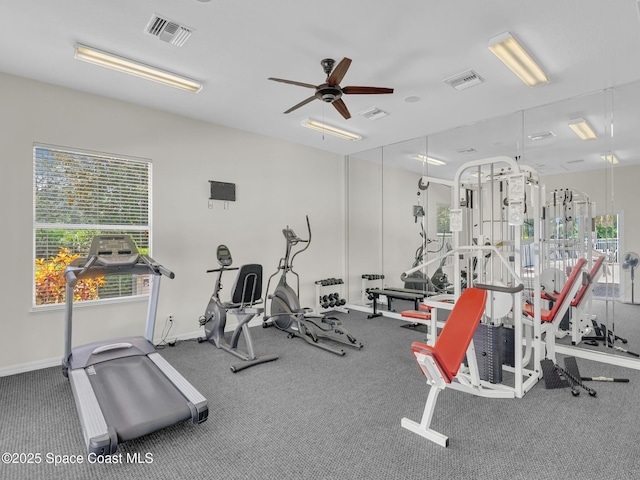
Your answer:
[33,144,151,306]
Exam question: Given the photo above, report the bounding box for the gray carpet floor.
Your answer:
[1,301,640,480]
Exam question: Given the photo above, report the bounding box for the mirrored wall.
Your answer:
[347,79,640,361]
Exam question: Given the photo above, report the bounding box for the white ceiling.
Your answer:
[3,0,640,178]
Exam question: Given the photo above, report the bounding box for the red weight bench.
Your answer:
[400,300,446,321]
[566,256,605,343]
[400,307,432,321]
[571,255,604,308]
[401,287,487,447]
[522,258,586,322]
[535,256,603,309]
[522,258,586,361]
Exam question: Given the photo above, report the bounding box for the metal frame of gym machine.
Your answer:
[406,157,545,399]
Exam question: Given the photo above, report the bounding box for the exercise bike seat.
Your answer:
[229,264,263,307]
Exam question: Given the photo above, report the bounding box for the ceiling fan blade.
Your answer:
[268,77,317,89]
[332,98,351,119]
[343,86,394,95]
[327,58,352,85]
[283,95,317,114]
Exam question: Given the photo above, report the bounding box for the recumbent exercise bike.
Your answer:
[198,244,278,372]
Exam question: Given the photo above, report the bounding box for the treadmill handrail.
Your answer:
[63,248,175,366]
[65,255,173,281]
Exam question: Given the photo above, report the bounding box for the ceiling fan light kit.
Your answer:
[488,32,549,87]
[269,57,394,120]
[301,118,362,141]
[74,44,203,93]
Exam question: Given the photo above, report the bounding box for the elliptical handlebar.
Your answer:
[289,215,311,268]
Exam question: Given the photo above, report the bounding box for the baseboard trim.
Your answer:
[0,330,205,378]
[1,320,266,377]
[0,357,62,377]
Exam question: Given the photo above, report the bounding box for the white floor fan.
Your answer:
[622,252,639,304]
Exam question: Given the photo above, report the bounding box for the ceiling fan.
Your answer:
[622,251,639,304]
[268,58,394,120]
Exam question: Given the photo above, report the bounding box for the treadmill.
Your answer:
[63,234,208,455]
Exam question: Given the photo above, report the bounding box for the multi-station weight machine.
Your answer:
[404,156,545,399]
[402,158,640,446]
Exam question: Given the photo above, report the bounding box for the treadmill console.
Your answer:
[89,235,140,266]
[216,244,233,267]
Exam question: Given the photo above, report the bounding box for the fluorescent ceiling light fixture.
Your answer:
[300,118,361,141]
[74,44,202,93]
[601,153,619,165]
[412,154,447,166]
[568,118,597,141]
[488,32,549,87]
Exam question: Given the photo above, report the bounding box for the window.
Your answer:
[33,144,151,306]
[436,203,451,234]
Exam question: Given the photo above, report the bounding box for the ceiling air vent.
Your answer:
[457,147,477,154]
[444,70,484,91]
[359,107,389,120]
[145,14,193,47]
[528,131,556,141]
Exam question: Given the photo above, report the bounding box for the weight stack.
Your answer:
[473,323,504,384]
[502,326,515,367]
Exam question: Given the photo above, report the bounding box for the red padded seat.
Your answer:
[401,310,432,320]
[523,258,586,322]
[410,288,488,383]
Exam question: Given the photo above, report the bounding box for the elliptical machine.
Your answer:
[198,244,278,372]
[262,216,362,356]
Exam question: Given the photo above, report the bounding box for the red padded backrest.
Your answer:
[432,287,487,380]
[571,255,604,307]
[546,258,586,319]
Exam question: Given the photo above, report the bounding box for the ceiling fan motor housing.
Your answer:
[316,83,342,102]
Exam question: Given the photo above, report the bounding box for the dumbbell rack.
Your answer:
[315,278,349,314]
[361,274,385,306]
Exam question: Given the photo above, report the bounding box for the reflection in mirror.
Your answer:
[346,147,383,306]
[381,137,432,298]
[346,80,640,371]
[423,111,524,298]
[534,87,640,362]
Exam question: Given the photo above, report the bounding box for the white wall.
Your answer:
[0,73,344,373]
[346,156,382,302]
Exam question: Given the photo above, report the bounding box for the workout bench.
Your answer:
[401,287,488,447]
[366,288,426,319]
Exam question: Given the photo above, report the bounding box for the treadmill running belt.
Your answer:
[88,356,193,442]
